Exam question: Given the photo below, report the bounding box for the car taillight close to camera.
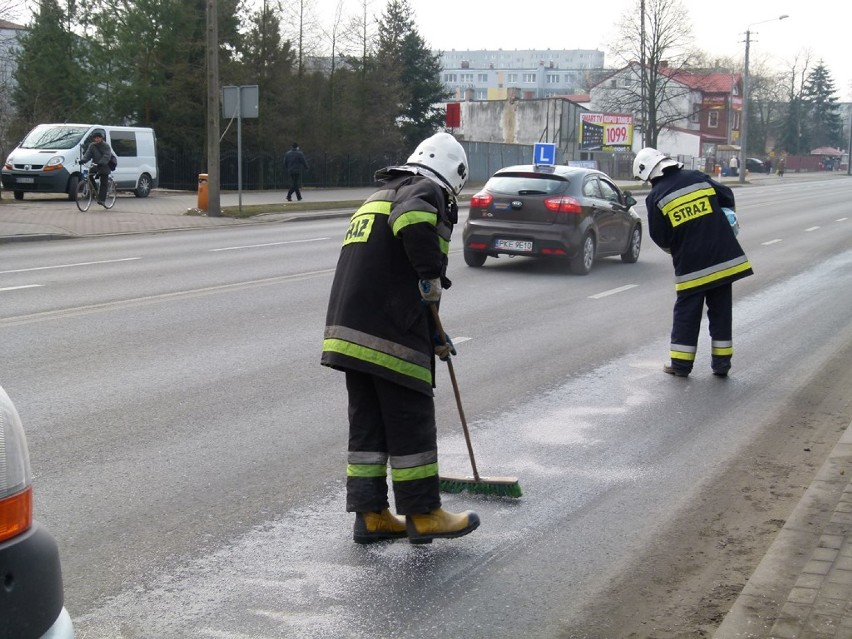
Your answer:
[470,192,493,209]
[544,196,582,215]
[0,387,33,544]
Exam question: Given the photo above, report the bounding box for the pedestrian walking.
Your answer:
[776,155,786,177]
[321,132,480,545]
[284,142,308,201]
[633,147,753,378]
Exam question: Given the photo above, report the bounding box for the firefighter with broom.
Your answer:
[321,132,480,545]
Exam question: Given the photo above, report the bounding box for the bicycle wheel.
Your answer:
[75,179,92,212]
[103,178,117,209]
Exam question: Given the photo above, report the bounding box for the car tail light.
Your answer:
[0,385,34,543]
[467,242,488,250]
[544,196,582,215]
[470,192,493,208]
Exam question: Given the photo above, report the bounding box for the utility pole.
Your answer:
[640,0,647,147]
[205,0,221,216]
[739,15,789,185]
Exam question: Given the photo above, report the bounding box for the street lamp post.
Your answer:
[739,14,789,184]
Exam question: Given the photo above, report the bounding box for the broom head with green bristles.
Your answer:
[439,474,523,498]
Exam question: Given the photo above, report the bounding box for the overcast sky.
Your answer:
[404,0,851,101]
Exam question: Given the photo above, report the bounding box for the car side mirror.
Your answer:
[623,192,637,207]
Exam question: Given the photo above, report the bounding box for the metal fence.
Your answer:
[157,148,409,191]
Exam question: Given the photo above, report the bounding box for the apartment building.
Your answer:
[438,48,607,100]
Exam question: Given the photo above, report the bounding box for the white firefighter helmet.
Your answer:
[406,132,469,196]
[632,147,683,181]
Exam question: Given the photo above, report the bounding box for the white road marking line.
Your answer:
[0,269,335,327]
[837,217,848,222]
[805,226,820,232]
[0,284,44,292]
[762,239,783,245]
[210,237,329,252]
[0,257,141,275]
[589,284,639,299]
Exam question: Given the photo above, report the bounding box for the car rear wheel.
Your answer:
[621,225,641,263]
[464,248,487,267]
[570,233,595,275]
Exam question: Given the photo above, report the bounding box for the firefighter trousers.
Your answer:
[344,370,441,515]
[669,283,733,373]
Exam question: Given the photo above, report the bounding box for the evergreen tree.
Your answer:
[11,0,86,130]
[801,61,843,150]
[376,0,448,150]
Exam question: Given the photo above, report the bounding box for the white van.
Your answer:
[1,123,159,200]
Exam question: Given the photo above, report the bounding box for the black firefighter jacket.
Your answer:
[645,168,753,296]
[321,173,454,396]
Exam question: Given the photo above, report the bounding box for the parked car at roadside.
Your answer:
[745,157,767,173]
[462,164,642,275]
[0,384,74,639]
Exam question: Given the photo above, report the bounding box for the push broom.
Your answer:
[430,305,522,498]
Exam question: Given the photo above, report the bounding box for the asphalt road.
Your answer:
[0,178,850,637]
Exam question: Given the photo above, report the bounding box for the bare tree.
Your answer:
[603,0,698,147]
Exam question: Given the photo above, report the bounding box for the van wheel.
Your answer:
[14,190,23,200]
[134,173,152,198]
[67,176,79,201]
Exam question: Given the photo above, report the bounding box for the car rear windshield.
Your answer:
[486,174,569,196]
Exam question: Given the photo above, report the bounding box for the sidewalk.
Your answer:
[4,172,852,637]
[0,171,841,243]
[715,420,852,639]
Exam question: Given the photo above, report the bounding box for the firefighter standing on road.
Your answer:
[321,132,480,544]
[633,147,754,378]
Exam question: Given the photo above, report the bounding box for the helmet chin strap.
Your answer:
[411,165,453,194]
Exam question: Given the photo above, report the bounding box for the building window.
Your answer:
[460,73,473,82]
[547,74,560,83]
[523,73,536,83]
[508,73,517,83]
[708,111,719,128]
[444,73,457,83]
[478,73,488,82]
[690,105,700,123]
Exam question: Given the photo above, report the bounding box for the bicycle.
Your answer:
[75,164,116,212]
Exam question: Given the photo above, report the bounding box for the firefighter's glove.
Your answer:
[433,331,456,361]
[418,278,442,304]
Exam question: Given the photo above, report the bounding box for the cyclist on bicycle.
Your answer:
[81,130,113,207]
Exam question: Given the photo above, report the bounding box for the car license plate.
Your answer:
[495,239,532,252]
[16,177,34,184]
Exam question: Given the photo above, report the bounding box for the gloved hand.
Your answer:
[418,278,442,304]
[433,331,456,361]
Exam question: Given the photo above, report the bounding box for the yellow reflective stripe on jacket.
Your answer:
[355,200,391,216]
[390,209,438,237]
[660,185,716,228]
[391,462,439,482]
[347,463,387,478]
[675,259,753,292]
[322,337,433,385]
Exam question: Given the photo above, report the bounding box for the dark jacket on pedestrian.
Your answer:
[645,168,753,296]
[284,145,308,174]
[81,139,113,171]
[321,173,454,396]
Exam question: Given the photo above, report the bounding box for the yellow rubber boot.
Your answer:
[353,508,407,544]
[406,508,481,544]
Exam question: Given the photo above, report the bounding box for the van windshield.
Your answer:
[20,125,89,150]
